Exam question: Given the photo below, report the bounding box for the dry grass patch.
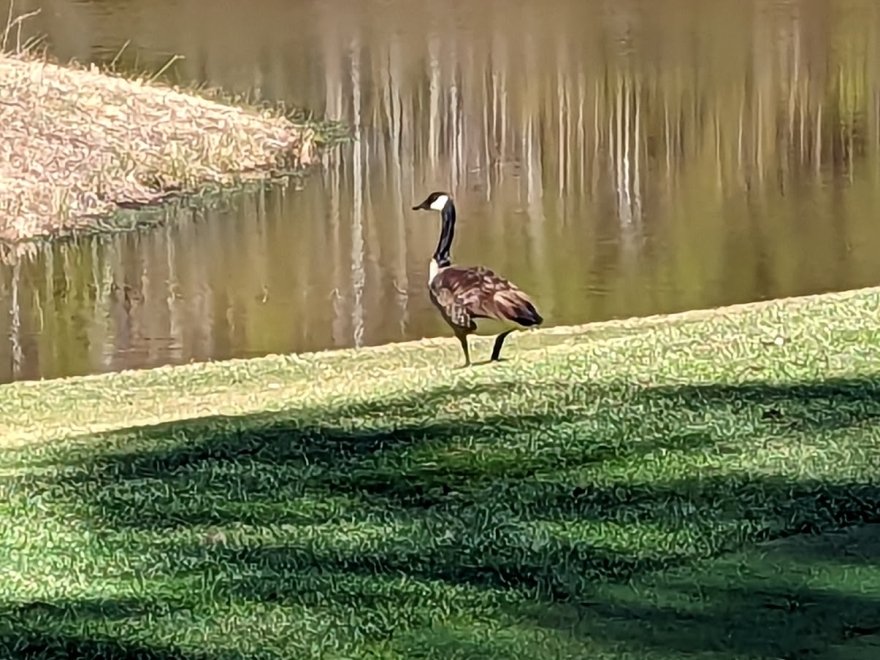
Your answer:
[0,52,318,242]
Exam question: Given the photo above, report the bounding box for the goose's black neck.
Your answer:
[432,202,456,267]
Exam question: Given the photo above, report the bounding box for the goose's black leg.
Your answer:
[491,330,514,362]
[456,333,471,368]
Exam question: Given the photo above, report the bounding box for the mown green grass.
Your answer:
[1,287,880,659]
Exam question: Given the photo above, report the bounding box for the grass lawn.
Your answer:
[1,286,879,659]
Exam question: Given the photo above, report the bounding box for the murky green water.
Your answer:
[1,0,879,383]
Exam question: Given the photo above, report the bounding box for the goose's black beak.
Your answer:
[412,200,430,211]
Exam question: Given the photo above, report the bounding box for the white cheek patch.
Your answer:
[429,194,449,211]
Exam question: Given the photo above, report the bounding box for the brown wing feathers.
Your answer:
[489,286,543,326]
[431,266,543,328]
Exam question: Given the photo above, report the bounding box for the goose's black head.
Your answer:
[412,191,452,213]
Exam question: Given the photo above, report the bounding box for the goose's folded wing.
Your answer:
[431,266,542,326]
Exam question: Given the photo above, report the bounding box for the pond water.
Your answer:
[1,0,879,383]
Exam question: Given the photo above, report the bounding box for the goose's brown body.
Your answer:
[429,264,543,333]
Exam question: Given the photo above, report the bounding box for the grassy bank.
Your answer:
[1,287,880,658]
[0,46,318,243]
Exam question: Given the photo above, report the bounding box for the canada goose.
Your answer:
[411,191,543,367]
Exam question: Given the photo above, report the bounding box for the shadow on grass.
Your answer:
[0,634,194,660]
[44,376,880,521]
[0,597,217,659]
[515,579,880,659]
[6,374,880,658]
